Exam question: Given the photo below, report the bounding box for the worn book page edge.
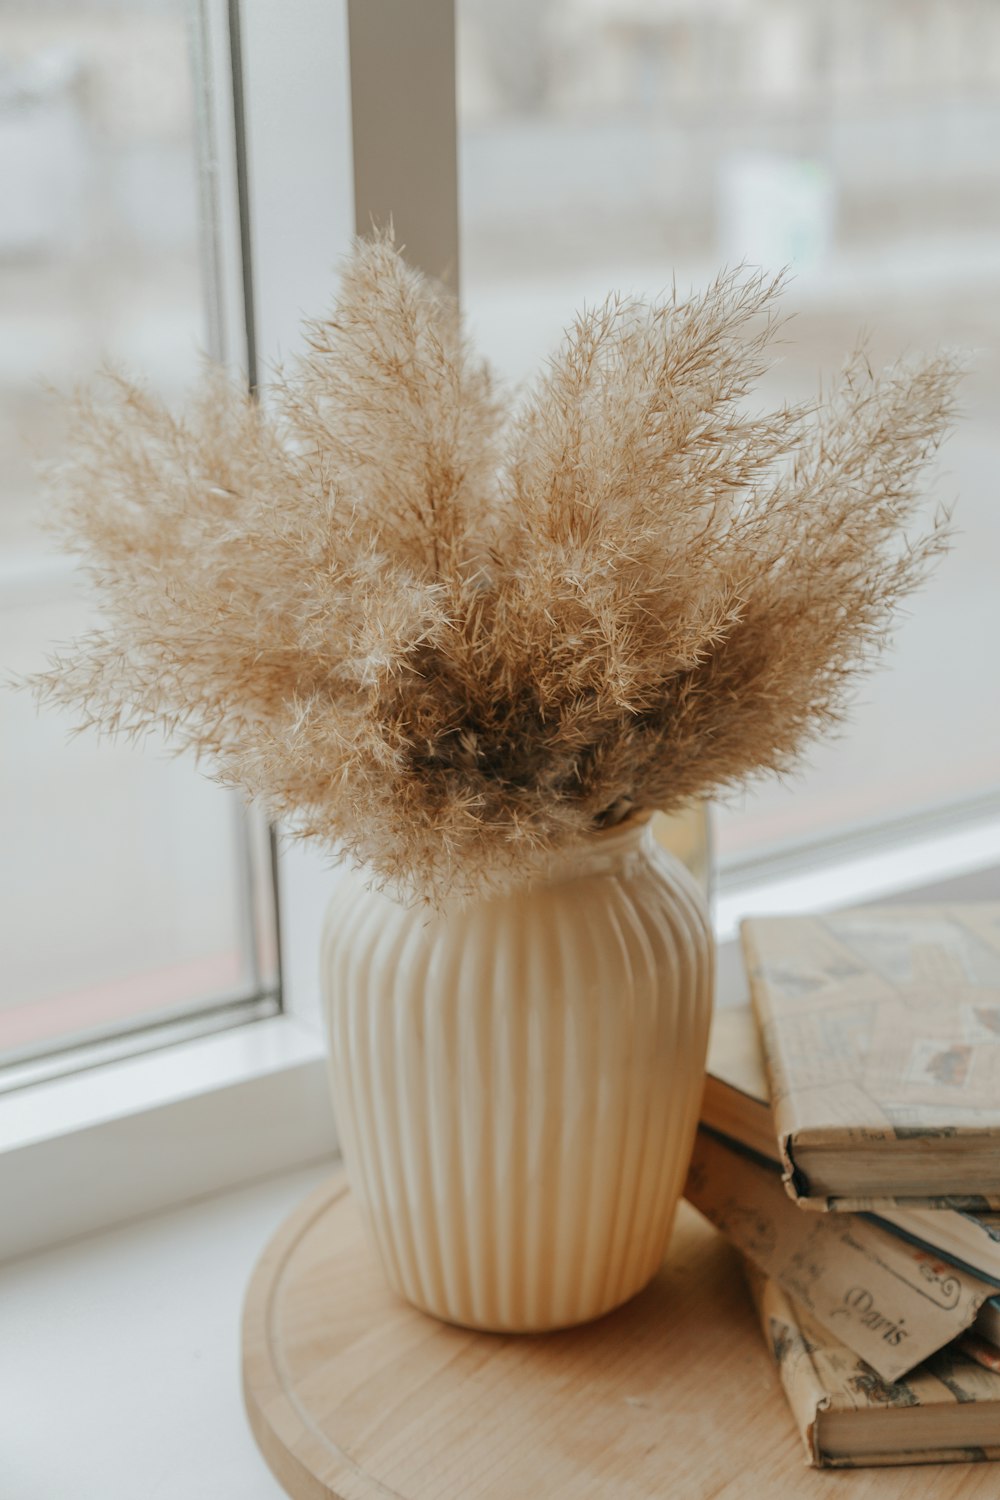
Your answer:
[821,1445,1000,1470]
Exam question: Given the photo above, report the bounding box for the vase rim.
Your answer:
[524,807,658,889]
[592,806,656,837]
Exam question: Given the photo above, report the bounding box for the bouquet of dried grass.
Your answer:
[31,235,959,903]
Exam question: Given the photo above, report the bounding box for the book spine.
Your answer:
[740,922,810,1203]
[743,1260,830,1468]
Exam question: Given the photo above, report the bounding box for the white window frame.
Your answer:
[0,0,462,1260]
[1,0,998,1262]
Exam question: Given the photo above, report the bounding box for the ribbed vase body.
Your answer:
[320,819,714,1332]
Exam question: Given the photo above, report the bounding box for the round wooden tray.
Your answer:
[242,1171,988,1499]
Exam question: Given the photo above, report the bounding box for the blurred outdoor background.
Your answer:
[2,0,999,1056]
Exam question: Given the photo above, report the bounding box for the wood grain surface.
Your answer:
[242,1170,996,1499]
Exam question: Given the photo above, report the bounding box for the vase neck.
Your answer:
[529,813,656,889]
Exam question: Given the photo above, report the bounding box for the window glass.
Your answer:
[458,0,1000,862]
[1,1,257,1066]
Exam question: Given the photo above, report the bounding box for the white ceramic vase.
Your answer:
[320,814,714,1332]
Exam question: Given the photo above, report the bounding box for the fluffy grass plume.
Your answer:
[31,234,959,903]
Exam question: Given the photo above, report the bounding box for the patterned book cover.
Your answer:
[745,1261,1000,1468]
[703,1004,1000,1236]
[686,1128,995,1382]
[741,906,1000,1211]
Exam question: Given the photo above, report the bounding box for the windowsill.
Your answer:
[0,1160,333,1499]
[2,806,998,1264]
[715,800,1000,940]
[0,1013,336,1262]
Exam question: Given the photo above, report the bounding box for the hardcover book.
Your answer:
[701,1004,1000,1283]
[741,906,1000,1210]
[746,1261,1000,1469]
[686,1128,995,1381]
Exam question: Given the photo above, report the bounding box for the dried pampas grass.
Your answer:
[30,234,959,903]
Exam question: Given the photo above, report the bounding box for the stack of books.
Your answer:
[685,904,1000,1469]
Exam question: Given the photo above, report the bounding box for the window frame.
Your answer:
[0,0,281,1097]
[0,0,463,1259]
[1,0,998,1262]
